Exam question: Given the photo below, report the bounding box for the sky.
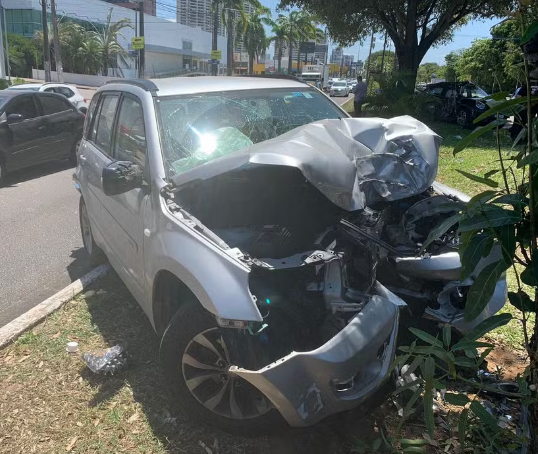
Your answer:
[157,0,502,66]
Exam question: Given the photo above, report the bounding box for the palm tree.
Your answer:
[276,12,317,75]
[242,7,270,74]
[221,0,263,76]
[266,16,289,74]
[90,8,131,76]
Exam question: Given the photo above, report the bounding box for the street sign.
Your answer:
[208,59,220,63]
[131,37,145,50]
[299,42,316,54]
[211,50,222,60]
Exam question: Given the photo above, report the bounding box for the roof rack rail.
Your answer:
[104,78,159,92]
[239,74,309,85]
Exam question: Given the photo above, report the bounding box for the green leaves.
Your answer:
[453,120,505,155]
[409,328,443,348]
[458,408,469,448]
[444,392,470,406]
[458,313,512,343]
[455,170,499,188]
[458,205,521,232]
[507,290,536,312]
[451,340,494,352]
[442,324,451,348]
[460,232,492,279]
[464,260,510,320]
[521,20,538,44]
[469,401,499,430]
[517,150,538,168]
[473,98,533,124]
[420,213,461,252]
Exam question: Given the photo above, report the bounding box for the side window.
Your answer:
[92,95,119,155]
[6,96,38,120]
[44,87,55,93]
[426,87,444,95]
[113,96,147,168]
[84,95,100,139]
[57,87,74,98]
[40,95,71,115]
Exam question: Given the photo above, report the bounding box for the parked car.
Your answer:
[7,83,89,113]
[418,81,500,127]
[330,80,350,97]
[75,76,506,435]
[0,91,84,183]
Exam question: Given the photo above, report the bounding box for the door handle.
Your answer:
[79,154,87,162]
[38,125,46,131]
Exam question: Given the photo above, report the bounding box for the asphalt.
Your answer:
[0,161,95,328]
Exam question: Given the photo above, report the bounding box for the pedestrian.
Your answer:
[352,76,367,118]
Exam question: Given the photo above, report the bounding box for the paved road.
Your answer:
[0,162,94,328]
[332,94,353,107]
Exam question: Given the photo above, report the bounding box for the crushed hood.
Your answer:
[170,116,441,211]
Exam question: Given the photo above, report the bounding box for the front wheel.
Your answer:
[160,301,285,436]
[79,197,103,264]
[456,108,472,127]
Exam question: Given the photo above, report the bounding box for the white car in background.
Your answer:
[330,80,350,97]
[7,83,89,113]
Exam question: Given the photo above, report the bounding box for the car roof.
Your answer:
[106,76,311,97]
[7,83,43,89]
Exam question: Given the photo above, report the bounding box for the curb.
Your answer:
[0,264,110,349]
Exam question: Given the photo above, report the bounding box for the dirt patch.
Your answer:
[483,345,528,381]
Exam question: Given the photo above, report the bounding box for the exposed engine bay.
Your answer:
[172,163,486,368]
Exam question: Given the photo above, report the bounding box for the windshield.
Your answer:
[156,88,345,176]
[459,84,488,98]
[333,82,347,87]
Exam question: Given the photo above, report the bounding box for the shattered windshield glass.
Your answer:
[155,88,345,176]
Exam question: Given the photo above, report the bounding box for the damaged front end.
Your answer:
[163,117,506,426]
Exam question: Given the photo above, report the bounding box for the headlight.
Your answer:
[476,101,487,110]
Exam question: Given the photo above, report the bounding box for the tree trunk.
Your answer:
[277,42,282,74]
[226,17,233,76]
[394,45,421,93]
[288,25,293,75]
[249,53,254,75]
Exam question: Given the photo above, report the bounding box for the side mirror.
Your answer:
[7,113,24,124]
[102,161,143,196]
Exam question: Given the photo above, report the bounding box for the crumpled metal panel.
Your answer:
[170,116,441,211]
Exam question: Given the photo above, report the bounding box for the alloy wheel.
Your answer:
[181,328,271,420]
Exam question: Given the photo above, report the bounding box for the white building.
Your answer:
[3,0,227,78]
[176,0,225,37]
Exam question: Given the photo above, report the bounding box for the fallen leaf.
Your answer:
[66,436,78,452]
[78,377,83,383]
[93,418,100,427]
[51,332,61,339]
[17,356,30,363]
[128,413,139,423]
[37,361,44,369]
[76,422,83,427]
[131,430,141,435]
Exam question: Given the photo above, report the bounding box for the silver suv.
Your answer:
[74,76,506,435]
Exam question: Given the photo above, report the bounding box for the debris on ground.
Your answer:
[81,344,128,375]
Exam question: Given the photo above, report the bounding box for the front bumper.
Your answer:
[229,283,405,427]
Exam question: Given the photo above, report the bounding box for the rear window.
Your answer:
[333,82,347,87]
[156,88,345,175]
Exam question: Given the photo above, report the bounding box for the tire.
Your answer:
[70,137,82,165]
[0,155,5,186]
[79,197,104,265]
[456,108,472,127]
[160,301,285,436]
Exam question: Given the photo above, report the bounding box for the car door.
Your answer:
[0,94,49,172]
[36,93,80,159]
[101,93,149,301]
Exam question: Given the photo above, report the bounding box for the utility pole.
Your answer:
[365,31,375,89]
[50,0,63,82]
[3,3,10,82]
[212,0,219,76]
[0,0,5,80]
[380,30,387,75]
[339,49,344,78]
[138,0,145,78]
[40,0,51,82]
[288,23,293,75]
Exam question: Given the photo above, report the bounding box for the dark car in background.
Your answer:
[0,90,84,183]
[419,81,498,127]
